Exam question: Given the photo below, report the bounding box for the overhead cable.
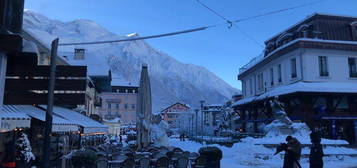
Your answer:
[58,26,212,46]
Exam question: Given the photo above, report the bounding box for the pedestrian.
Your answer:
[309,132,324,168]
[183,133,185,141]
[283,136,302,168]
[119,134,122,143]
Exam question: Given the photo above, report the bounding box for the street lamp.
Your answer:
[195,109,199,141]
[199,100,205,144]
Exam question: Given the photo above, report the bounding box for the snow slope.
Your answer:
[23,10,240,112]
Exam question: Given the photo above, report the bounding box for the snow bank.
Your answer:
[169,138,357,168]
[250,121,349,145]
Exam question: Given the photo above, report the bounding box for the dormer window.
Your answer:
[351,21,357,41]
[297,24,311,38]
[276,33,293,46]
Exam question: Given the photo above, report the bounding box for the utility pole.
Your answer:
[42,38,59,168]
[195,109,198,141]
[199,100,205,144]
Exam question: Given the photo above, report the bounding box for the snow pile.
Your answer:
[247,122,348,145]
[169,138,357,168]
[150,120,169,147]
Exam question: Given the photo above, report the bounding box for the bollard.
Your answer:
[198,146,223,168]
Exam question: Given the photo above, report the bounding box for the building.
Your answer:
[97,85,138,125]
[202,104,224,136]
[234,13,357,143]
[161,102,192,130]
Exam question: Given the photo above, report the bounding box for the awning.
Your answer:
[4,105,78,132]
[233,82,357,107]
[42,106,108,134]
[1,106,31,132]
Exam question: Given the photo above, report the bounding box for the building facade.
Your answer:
[161,102,192,130]
[234,13,357,143]
[97,86,138,125]
[202,104,224,136]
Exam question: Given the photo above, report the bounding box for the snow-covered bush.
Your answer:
[15,133,35,163]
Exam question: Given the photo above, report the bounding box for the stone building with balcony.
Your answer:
[233,13,357,144]
[97,85,138,125]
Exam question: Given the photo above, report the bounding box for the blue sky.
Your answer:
[25,0,357,89]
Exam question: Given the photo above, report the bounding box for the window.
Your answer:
[242,81,246,97]
[249,79,253,95]
[131,104,135,109]
[125,104,128,109]
[348,57,357,77]
[257,73,264,91]
[291,58,297,78]
[116,104,119,109]
[277,64,282,82]
[354,26,357,40]
[270,68,274,86]
[318,56,329,77]
[107,103,111,109]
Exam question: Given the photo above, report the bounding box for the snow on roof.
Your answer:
[103,117,120,123]
[9,105,76,125]
[206,104,223,107]
[265,13,357,43]
[233,81,357,107]
[1,106,31,120]
[40,105,108,134]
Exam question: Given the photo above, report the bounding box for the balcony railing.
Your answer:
[239,53,264,75]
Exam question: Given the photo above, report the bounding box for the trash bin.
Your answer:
[198,146,222,168]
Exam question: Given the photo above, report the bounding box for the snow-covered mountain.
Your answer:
[23,10,240,112]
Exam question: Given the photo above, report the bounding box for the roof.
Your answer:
[233,81,357,107]
[1,106,31,120]
[111,85,138,93]
[11,105,76,125]
[265,13,357,43]
[40,105,108,134]
[161,102,191,112]
[21,29,69,65]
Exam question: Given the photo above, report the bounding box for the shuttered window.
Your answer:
[318,56,329,77]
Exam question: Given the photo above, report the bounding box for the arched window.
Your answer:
[351,21,357,41]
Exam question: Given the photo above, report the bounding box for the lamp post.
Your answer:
[199,100,205,144]
[195,109,199,141]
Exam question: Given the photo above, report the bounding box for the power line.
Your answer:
[233,0,326,23]
[57,0,325,47]
[195,0,264,48]
[58,26,213,46]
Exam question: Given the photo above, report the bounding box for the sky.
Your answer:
[24,0,357,90]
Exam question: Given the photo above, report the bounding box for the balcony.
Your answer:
[239,53,264,75]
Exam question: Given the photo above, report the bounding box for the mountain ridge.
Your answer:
[23,10,240,112]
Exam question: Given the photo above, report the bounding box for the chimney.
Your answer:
[74,48,85,60]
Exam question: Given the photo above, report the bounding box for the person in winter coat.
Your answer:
[283,136,302,168]
[309,132,324,168]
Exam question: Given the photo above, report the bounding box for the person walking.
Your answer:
[283,136,302,168]
[309,132,324,168]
